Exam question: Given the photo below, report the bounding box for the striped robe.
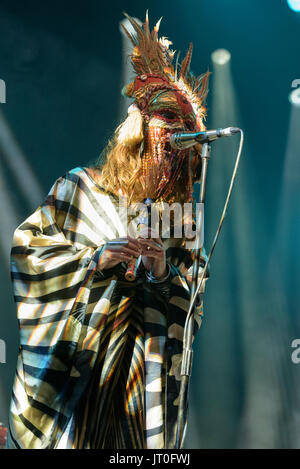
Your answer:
[7,166,207,449]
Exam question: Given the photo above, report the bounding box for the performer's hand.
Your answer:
[138,228,167,279]
[98,237,141,270]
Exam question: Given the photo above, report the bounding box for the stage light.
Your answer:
[119,17,143,120]
[0,110,43,209]
[211,48,231,65]
[289,87,300,107]
[287,0,300,12]
[0,110,44,267]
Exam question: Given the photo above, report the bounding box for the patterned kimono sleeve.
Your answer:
[8,172,106,449]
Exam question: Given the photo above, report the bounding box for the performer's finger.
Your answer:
[106,242,140,257]
[116,246,140,257]
[141,250,162,259]
[111,251,133,261]
[107,237,140,251]
[139,238,164,252]
[127,236,142,248]
[125,240,142,254]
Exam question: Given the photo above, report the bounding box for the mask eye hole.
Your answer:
[158,110,178,120]
[185,120,194,131]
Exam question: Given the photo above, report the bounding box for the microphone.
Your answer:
[169,127,240,150]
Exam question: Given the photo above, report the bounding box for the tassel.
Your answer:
[117,104,144,147]
[121,81,135,98]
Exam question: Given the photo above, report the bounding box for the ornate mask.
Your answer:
[118,12,210,202]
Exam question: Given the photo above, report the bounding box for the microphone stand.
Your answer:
[175,142,210,449]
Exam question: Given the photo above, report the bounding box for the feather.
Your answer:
[123,13,146,50]
[197,70,210,102]
[120,28,136,49]
[180,43,193,79]
[144,10,151,41]
[174,51,181,82]
[153,17,162,40]
[121,11,209,128]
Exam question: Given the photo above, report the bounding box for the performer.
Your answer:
[7,13,209,449]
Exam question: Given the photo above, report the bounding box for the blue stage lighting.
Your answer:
[289,88,300,107]
[211,49,231,65]
[287,0,300,12]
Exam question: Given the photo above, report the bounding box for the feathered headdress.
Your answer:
[120,11,210,131]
